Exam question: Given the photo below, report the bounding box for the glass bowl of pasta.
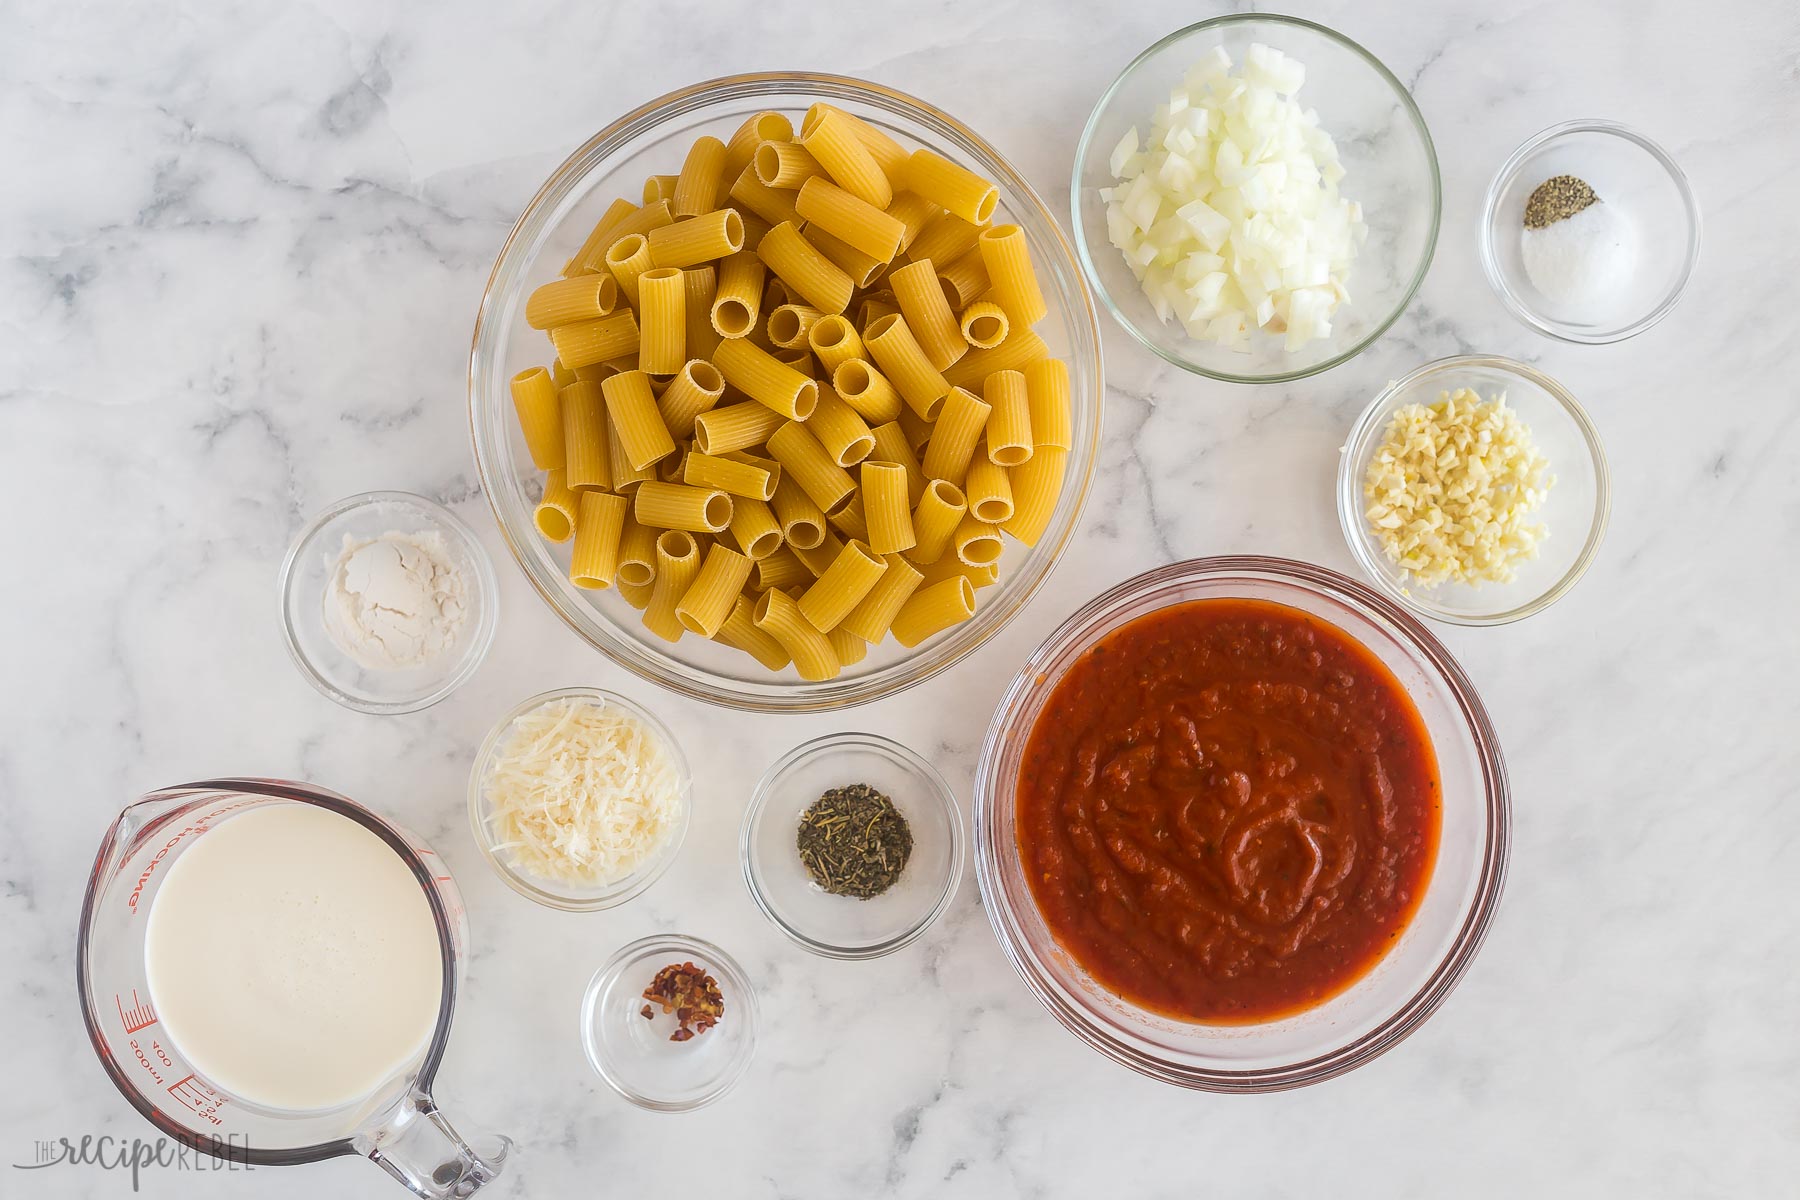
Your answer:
[470,74,1103,712]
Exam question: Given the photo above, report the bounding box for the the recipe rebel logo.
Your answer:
[11,1133,253,1192]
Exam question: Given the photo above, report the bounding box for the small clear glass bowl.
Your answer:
[975,557,1510,1092]
[1337,355,1611,626]
[278,491,498,714]
[1480,120,1700,344]
[467,687,691,911]
[469,73,1103,712]
[581,934,757,1113]
[1071,14,1440,383]
[741,733,963,960]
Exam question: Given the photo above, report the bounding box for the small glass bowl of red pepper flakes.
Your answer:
[580,934,758,1112]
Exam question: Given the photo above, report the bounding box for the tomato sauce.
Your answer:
[1016,599,1440,1023]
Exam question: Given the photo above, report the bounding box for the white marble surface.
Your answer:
[4,0,1797,1195]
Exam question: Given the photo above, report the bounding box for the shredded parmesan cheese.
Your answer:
[480,696,684,887]
[1362,388,1553,588]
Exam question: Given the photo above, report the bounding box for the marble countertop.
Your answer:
[4,0,1797,1195]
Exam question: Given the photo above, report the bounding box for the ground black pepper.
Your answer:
[1524,175,1598,229]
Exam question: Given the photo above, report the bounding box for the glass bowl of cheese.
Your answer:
[468,74,1103,712]
[467,687,692,911]
[1336,355,1611,625]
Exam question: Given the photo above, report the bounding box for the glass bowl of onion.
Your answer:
[1072,14,1440,383]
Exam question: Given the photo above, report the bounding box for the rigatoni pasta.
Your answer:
[838,553,924,642]
[643,531,701,642]
[527,273,619,329]
[676,543,752,637]
[561,380,611,490]
[1002,447,1066,546]
[799,105,893,209]
[795,177,905,262]
[864,313,951,420]
[901,149,998,224]
[958,300,1009,350]
[861,461,915,556]
[982,369,1033,467]
[920,386,990,486]
[965,455,1014,524]
[505,117,1078,672]
[977,224,1047,326]
[889,259,966,371]
[727,496,783,560]
[890,576,977,647]
[672,135,727,218]
[1024,358,1072,451]
[636,268,687,375]
[798,539,888,631]
[602,371,676,470]
[536,469,578,542]
[758,221,854,315]
[633,481,733,533]
[570,491,629,589]
[910,479,967,565]
[754,587,839,680]
[511,367,565,470]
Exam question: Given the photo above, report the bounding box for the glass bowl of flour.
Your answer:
[281,491,500,714]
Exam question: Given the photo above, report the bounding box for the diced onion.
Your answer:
[1103,44,1366,352]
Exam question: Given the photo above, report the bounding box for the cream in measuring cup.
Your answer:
[144,803,443,1112]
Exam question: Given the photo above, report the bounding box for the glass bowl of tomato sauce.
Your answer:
[973,556,1509,1091]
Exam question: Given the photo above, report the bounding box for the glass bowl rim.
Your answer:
[277,489,500,715]
[468,71,1104,712]
[1478,118,1702,345]
[1069,11,1443,384]
[739,730,966,960]
[579,932,758,1113]
[972,554,1511,1091]
[1335,353,1612,626]
[466,686,692,912]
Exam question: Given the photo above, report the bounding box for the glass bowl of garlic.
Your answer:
[1336,355,1611,626]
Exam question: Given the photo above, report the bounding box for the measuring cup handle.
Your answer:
[359,1088,512,1199]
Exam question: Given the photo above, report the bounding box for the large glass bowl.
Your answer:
[1072,14,1440,382]
[470,74,1103,712]
[974,557,1509,1091]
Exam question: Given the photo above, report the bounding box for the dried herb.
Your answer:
[796,783,913,900]
[642,962,724,1042]
[1524,175,1598,229]
[639,1004,654,1021]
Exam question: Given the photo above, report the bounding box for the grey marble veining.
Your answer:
[3,0,1797,1196]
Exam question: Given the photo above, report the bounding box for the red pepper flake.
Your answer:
[642,961,724,1043]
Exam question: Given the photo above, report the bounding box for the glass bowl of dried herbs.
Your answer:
[740,733,965,960]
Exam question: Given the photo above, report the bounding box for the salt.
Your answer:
[1521,201,1633,307]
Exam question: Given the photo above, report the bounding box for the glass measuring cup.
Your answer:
[77,779,512,1198]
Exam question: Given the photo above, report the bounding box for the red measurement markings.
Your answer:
[117,990,158,1034]
[167,1075,227,1125]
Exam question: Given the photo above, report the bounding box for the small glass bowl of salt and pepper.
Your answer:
[1480,120,1700,344]
[741,733,965,959]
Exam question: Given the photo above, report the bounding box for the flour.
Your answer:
[323,530,469,671]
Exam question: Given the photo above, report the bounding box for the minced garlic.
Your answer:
[1362,388,1552,588]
